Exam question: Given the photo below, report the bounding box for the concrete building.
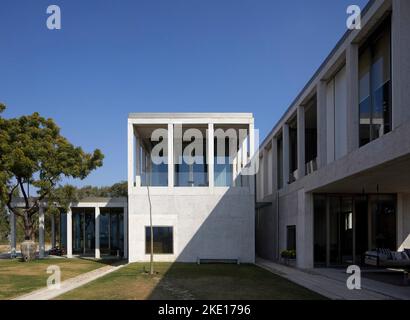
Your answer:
[127,113,256,263]
[9,198,128,260]
[255,0,410,269]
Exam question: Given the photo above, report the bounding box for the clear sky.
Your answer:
[0,0,368,187]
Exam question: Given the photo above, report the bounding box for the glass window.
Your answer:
[145,226,173,254]
[359,18,391,147]
[286,225,296,251]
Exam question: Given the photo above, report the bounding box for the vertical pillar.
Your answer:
[392,0,410,128]
[135,133,141,187]
[282,123,290,186]
[297,106,306,178]
[346,43,359,153]
[67,208,73,258]
[9,210,16,258]
[296,190,314,269]
[249,122,255,193]
[271,137,278,192]
[168,123,174,187]
[128,122,135,191]
[317,81,327,169]
[271,137,279,260]
[141,147,146,186]
[95,206,100,259]
[39,206,45,258]
[263,149,269,196]
[208,123,214,188]
[51,214,56,248]
[123,205,128,259]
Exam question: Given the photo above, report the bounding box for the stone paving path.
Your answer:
[13,262,126,300]
[256,258,395,300]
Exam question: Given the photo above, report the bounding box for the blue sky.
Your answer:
[0,0,368,187]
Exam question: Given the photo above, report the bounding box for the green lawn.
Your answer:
[57,262,325,300]
[0,258,107,300]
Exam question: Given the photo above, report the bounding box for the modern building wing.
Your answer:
[127,113,256,263]
[255,0,410,268]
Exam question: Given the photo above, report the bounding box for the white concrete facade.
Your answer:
[128,113,256,263]
[255,0,410,269]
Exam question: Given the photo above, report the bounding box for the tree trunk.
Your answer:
[23,212,35,241]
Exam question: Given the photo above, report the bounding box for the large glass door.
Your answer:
[72,208,95,255]
[314,194,396,267]
[99,208,124,256]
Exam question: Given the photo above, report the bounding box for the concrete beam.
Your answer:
[392,0,410,128]
[282,124,290,186]
[317,81,327,169]
[296,190,314,269]
[128,122,135,191]
[39,207,45,259]
[346,44,359,153]
[10,210,16,258]
[168,124,174,187]
[297,106,306,178]
[208,123,214,188]
[95,207,100,259]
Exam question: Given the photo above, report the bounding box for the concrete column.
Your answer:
[123,205,128,259]
[67,208,73,258]
[346,43,359,153]
[51,214,56,248]
[263,149,269,197]
[208,123,214,188]
[95,206,100,259]
[271,137,278,192]
[135,133,141,187]
[168,123,174,187]
[392,0,410,128]
[39,206,45,258]
[249,122,255,193]
[282,123,290,186]
[296,190,314,269]
[297,106,306,178]
[317,81,327,169]
[9,210,16,258]
[128,122,135,191]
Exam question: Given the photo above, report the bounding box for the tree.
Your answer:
[0,104,104,241]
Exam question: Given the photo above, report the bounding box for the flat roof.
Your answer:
[128,113,253,119]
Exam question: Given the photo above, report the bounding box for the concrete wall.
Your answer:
[255,202,276,261]
[128,188,255,263]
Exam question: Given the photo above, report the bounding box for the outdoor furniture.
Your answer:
[365,248,410,268]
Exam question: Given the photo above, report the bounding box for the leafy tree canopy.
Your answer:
[0,104,104,240]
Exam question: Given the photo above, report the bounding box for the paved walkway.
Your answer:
[13,262,126,300]
[256,258,398,300]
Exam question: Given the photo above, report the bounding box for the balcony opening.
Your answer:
[136,125,169,187]
[174,125,208,187]
[277,134,283,189]
[214,125,249,187]
[359,17,392,147]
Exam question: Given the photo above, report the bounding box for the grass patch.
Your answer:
[57,263,325,300]
[0,258,107,299]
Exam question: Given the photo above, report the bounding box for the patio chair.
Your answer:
[365,248,410,268]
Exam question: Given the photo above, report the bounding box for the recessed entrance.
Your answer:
[314,194,396,267]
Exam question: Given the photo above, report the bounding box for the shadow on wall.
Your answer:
[145,174,255,298]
